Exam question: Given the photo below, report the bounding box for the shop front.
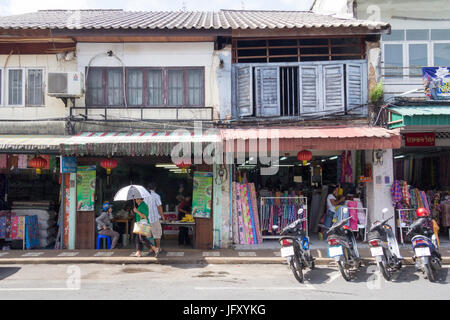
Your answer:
[387,105,450,241]
[60,131,220,250]
[220,125,402,246]
[0,135,69,250]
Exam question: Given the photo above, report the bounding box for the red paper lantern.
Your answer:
[29,156,48,175]
[100,159,118,175]
[297,150,312,165]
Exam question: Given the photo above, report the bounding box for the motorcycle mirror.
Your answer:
[298,208,304,215]
[272,225,279,230]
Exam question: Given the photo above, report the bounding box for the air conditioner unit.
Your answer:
[47,72,84,97]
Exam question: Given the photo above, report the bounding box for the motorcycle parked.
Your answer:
[326,210,362,281]
[406,210,442,282]
[273,209,315,284]
[367,209,403,281]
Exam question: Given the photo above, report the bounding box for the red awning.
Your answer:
[221,126,401,152]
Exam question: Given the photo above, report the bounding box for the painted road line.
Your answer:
[273,251,281,257]
[94,252,114,257]
[167,252,185,257]
[238,252,257,257]
[0,288,79,291]
[58,252,80,257]
[21,252,44,257]
[203,252,220,257]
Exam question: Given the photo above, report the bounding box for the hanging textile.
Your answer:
[390,180,403,208]
[402,181,410,207]
[10,215,25,240]
[355,150,361,184]
[347,201,358,231]
[336,154,342,185]
[25,215,40,249]
[340,151,346,184]
[0,155,7,169]
[345,151,353,183]
[18,155,28,169]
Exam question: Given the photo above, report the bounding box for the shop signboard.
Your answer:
[61,157,77,173]
[192,171,213,219]
[76,165,96,212]
[404,133,435,147]
[423,67,450,100]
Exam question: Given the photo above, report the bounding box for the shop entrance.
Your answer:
[76,156,214,251]
[230,150,369,246]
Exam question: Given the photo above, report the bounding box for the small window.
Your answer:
[147,70,162,106]
[431,29,450,40]
[382,30,405,41]
[187,69,203,106]
[27,69,44,106]
[8,69,23,105]
[384,44,403,77]
[168,70,184,106]
[87,68,104,106]
[127,69,143,106]
[406,29,429,41]
[106,69,123,106]
[434,43,450,66]
[409,44,428,76]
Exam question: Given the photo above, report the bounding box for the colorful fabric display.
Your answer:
[17,155,28,169]
[25,215,40,249]
[10,215,25,240]
[347,201,358,231]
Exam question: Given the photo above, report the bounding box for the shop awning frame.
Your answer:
[0,135,70,155]
[388,105,450,129]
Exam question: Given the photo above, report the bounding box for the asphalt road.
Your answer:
[0,263,448,300]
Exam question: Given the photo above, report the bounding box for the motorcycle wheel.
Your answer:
[289,254,304,283]
[337,260,351,282]
[378,261,392,281]
[424,263,437,283]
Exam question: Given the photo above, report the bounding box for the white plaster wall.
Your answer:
[76,42,222,119]
[0,54,76,120]
[365,149,396,230]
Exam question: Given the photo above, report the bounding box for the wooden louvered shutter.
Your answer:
[323,64,345,112]
[235,66,253,117]
[346,62,368,116]
[299,65,320,115]
[256,66,280,117]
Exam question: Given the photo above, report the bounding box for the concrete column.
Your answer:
[365,149,395,230]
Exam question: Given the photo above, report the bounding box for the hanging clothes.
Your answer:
[340,151,346,184]
[345,151,353,183]
[390,180,403,208]
[347,201,358,231]
[402,181,411,207]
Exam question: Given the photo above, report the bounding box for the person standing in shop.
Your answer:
[177,195,192,246]
[144,182,166,257]
[323,186,345,238]
[96,202,120,249]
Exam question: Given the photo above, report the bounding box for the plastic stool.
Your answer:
[96,234,111,250]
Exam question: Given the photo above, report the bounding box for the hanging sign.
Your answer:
[61,157,77,173]
[423,67,450,100]
[192,172,213,219]
[76,165,96,211]
[404,133,435,147]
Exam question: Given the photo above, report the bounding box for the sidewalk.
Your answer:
[0,244,449,265]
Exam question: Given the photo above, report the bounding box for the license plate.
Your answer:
[370,246,384,257]
[415,247,431,257]
[328,246,343,258]
[281,246,295,257]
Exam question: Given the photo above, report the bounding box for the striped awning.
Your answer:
[61,131,222,156]
[0,135,70,154]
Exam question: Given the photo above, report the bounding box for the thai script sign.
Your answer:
[404,132,435,147]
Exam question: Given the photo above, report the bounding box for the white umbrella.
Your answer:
[113,185,151,201]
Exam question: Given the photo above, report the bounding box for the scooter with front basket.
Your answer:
[367,208,403,281]
[273,209,315,284]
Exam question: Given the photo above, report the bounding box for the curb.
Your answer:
[0,257,449,265]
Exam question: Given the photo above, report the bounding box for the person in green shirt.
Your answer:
[133,198,152,257]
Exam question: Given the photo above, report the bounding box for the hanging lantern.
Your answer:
[175,160,191,173]
[297,150,312,166]
[29,156,48,175]
[100,159,118,175]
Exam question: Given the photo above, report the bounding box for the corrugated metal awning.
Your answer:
[221,126,401,151]
[388,105,450,129]
[0,134,70,154]
[61,131,222,157]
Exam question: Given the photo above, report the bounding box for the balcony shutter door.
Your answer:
[236,66,253,117]
[346,62,368,116]
[299,65,320,114]
[256,66,280,117]
[323,64,345,112]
